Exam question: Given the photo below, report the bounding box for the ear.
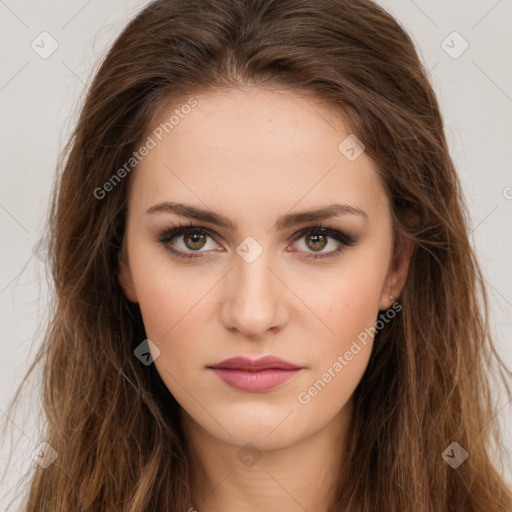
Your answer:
[117,243,138,303]
[379,236,414,310]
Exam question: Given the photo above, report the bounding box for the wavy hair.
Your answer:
[2,0,511,510]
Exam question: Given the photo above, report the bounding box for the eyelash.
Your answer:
[155,221,355,262]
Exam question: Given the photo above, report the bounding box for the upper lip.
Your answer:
[208,355,303,371]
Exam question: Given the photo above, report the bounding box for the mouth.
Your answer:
[207,355,304,392]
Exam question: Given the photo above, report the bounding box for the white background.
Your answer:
[1,0,511,508]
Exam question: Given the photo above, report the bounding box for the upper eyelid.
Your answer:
[160,224,351,247]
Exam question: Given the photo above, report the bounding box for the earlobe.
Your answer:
[379,239,414,310]
[117,253,139,303]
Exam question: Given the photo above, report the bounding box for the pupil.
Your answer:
[308,234,327,251]
[185,233,206,250]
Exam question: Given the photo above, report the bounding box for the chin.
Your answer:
[221,425,305,452]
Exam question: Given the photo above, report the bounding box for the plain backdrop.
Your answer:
[1,0,511,508]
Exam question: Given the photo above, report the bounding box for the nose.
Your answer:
[220,251,289,340]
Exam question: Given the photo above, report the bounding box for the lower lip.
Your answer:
[210,368,301,392]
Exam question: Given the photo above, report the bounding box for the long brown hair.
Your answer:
[2,0,511,510]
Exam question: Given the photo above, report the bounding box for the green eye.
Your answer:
[157,224,355,261]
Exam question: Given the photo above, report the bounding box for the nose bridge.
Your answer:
[236,248,274,298]
[233,233,275,297]
[221,245,287,336]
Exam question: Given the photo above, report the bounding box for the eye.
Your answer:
[156,222,355,261]
[156,223,219,260]
[288,225,355,261]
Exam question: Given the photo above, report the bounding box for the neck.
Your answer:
[180,399,352,512]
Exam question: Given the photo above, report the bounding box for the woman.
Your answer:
[2,0,511,510]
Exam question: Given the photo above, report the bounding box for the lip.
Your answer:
[208,355,303,392]
[209,355,302,371]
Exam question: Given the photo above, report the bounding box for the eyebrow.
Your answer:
[145,201,368,230]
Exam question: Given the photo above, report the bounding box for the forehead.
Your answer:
[128,87,388,221]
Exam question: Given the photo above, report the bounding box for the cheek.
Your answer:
[136,275,203,342]
[301,284,377,411]
[130,247,218,371]
[135,270,214,410]
[310,256,389,357]
[295,266,384,426]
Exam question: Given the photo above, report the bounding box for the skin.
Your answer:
[118,86,412,512]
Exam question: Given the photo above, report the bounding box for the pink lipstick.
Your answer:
[208,355,303,392]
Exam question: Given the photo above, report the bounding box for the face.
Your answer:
[118,87,411,451]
